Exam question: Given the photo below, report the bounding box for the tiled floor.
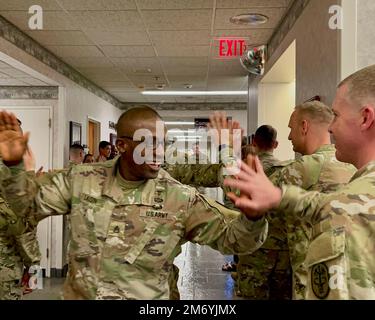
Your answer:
[23,243,240,300]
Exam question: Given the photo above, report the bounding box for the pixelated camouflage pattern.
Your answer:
[278,160,375,299]
[0,196,31,300]
[237,249,292,299]
[0,280,22,300]
[2,158,267,300]
[270,145,355,299]
[236,152,291,299]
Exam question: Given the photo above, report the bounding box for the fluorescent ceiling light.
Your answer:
[142,91,247,96]
[165,121,195,125]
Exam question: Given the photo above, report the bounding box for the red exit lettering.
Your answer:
[219,39,247,57]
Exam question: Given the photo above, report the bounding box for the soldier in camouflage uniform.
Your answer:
[0,137,41,300]
[0,107,267,300]
[224,65,375,299]
[0,181,36,299]
[235,125,292,299]
[237,103,355,300]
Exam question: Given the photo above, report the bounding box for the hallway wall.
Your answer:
[248,0,341,133]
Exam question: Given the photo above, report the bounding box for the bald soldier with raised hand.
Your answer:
[225,65,375,300]
[0,107,267,300]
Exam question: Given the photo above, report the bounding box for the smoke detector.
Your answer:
[230,13,269,25]
[184,84,193,89]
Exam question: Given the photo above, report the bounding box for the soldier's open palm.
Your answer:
[0,111,29,164]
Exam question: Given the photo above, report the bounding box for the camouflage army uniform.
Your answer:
[278,160,375,299]
[236,152,291,300]
[0,193,36,300]
[269,145,355,299]
[1,158,267,300]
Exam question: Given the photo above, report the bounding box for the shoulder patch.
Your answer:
[311,263,330,299]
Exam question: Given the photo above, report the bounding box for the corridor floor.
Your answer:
[23,243,241,300]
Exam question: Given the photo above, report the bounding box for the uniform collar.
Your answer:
[102,158,155,205]
[350,160,375,182]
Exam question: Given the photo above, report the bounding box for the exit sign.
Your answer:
[216,38,248,59]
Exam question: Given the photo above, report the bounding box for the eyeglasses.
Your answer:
[120,136,165,149]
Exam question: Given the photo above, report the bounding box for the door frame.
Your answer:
[3,105,53,277]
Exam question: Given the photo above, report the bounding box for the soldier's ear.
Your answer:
[116,139,126,153]
[301,120,309,135]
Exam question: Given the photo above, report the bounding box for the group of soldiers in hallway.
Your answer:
[0,65,374,300]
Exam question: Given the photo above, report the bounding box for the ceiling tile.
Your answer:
[156,45,209,57]
[89,74,128,82]
[209,59,248,76]
[217,0,288,8]
[137,0,213,10]
[102,46,155,58]
[214,8,286,29]
[84,29,151,46]
[150,30,210,46]
[126,74,168,86]
[160,57,208,68]
[58,0,136,10]
[61,57,114,68]
[213,29,273,44]
[164,66,207,77]
[207,75,247,90]
[67,11,144,31]
[46,45,104,58]
[0,0,62,10]
[167,75,207,83]
[142,9,212,31]
[111,57,163,74]
[99,82,135,88]
[25,30,93,46]
[0,11,79,30]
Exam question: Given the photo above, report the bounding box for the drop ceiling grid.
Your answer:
[0,0,291,102]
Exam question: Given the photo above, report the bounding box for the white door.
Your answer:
[3,106,52,277]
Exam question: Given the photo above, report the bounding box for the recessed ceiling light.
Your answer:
[230,13,269,26]
[142,91,247,96]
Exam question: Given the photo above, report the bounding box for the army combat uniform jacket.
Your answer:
[1,159,267,300]
[269,145,355,299]
[278,160,375,300]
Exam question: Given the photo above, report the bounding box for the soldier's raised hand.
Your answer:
[224,155,282,220]
[208,112,243,148]
[0,111,29,165]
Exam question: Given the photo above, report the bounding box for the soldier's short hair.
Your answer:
[99,141,111,150]
[70,143,84,155]
[253,125,277,150]
[294,101,334,125]
[339,64,375,107]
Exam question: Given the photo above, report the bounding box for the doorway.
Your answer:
[3,106,53,277]
[88,118,100,158]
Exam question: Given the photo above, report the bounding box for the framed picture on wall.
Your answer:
[69,121,82,146]
[110,133,117,146]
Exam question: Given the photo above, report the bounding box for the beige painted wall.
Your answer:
[258,82,296,161]
[248,0,341,133]
[357,0,375,69]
